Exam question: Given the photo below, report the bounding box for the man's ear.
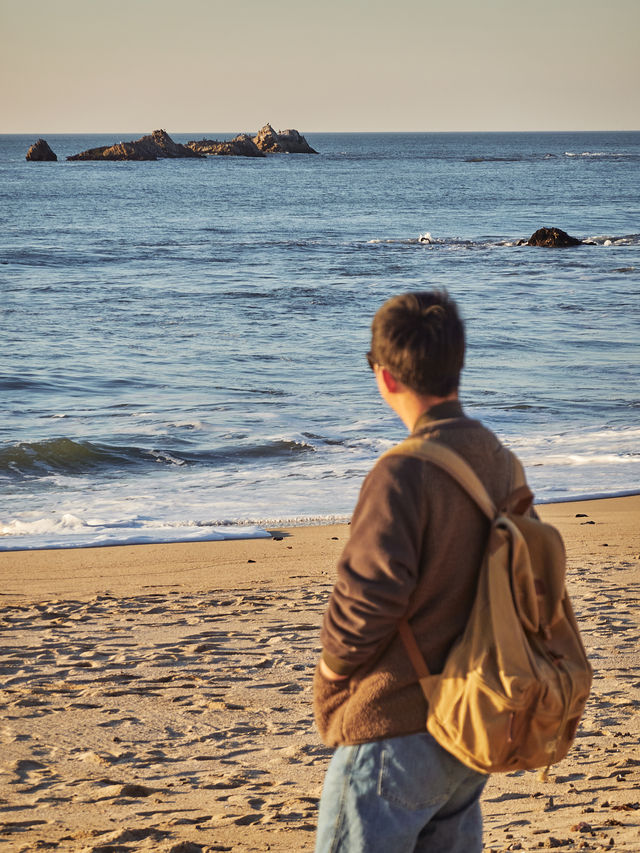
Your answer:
[380,367,401,394]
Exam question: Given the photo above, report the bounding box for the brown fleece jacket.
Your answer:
[314,401,525,746]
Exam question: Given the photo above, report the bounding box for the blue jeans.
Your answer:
[315,732,488,853]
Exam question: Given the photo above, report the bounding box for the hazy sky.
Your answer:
[2,0,639,133]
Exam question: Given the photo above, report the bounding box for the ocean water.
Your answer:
[1,131,639,550]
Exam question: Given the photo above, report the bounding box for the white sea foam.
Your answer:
[502,424,640,502]
[565,453,634,466]
[508,425,640,450]
[583,234,640,246]
[1,513,87,537]
[147,449,187,466]
[564,151,629,158]
[0,515,270,551]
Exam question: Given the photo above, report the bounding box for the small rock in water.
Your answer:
[26,138,57,161]
[527,227,582,247]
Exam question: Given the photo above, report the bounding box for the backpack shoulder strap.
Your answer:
[389,438,498,684]
[382,438,497,521]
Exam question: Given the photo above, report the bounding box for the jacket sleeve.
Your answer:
[320,454,429,676]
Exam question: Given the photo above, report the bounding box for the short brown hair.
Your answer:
[370,291,465,396]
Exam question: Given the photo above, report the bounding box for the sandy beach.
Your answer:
[1,495,638,852]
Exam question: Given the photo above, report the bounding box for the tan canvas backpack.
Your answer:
[387,438,593,776]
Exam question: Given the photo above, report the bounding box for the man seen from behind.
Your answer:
[314,290,530,852]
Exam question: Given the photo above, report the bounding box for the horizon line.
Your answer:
[3,127,640,137]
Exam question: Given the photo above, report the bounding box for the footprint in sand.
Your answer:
[73,749,132,766]
[0,725,30,743]
[7,759,57,791]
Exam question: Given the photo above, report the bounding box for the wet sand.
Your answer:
[1,496,639,852]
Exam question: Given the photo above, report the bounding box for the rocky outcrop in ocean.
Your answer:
[254,124,318,154]
[275,128,318,154]
[188,124,318,157]
[26,139,57,161]
[253,123,283,153]
[527,227,583,247]
[67,130,203,161]
[187,134,266,158]
[31,126,317,162]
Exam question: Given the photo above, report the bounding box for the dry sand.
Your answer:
[1,496,638,852]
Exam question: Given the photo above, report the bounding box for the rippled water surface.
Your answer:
[1,131,639,548]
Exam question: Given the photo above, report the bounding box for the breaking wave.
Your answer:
[0,436,318,481]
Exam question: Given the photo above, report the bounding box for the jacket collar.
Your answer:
[412,400,466,435]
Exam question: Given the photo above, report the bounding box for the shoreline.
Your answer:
[2,490,640,556]
[0,495,639,602]
[1,494,638,851]
[536,488,640,504]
